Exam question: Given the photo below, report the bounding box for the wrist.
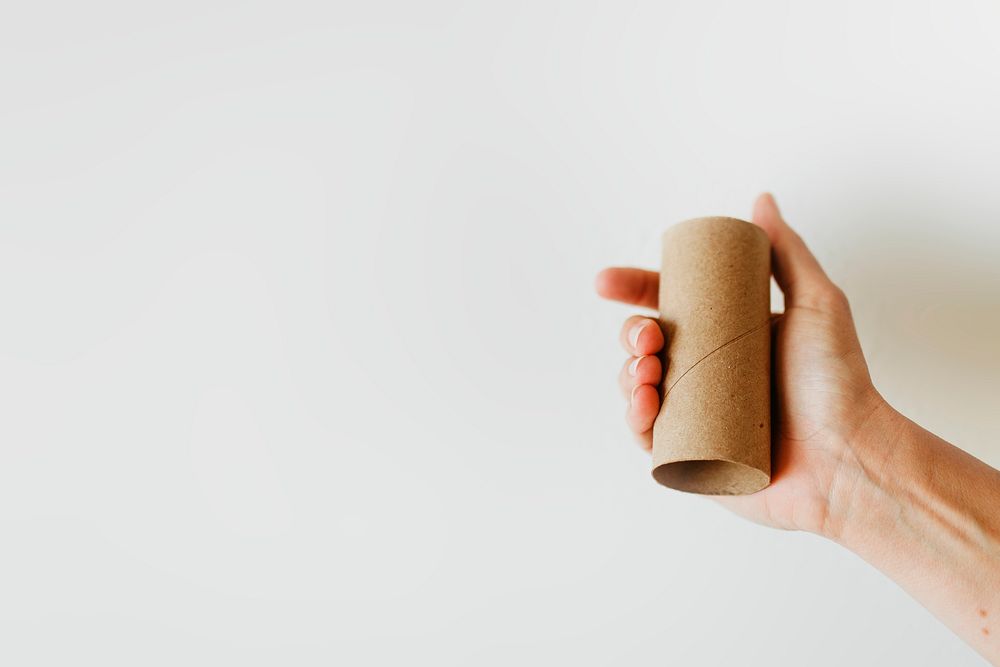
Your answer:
[817,389,911,545]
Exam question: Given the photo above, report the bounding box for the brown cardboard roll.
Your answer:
[651,216,771,495]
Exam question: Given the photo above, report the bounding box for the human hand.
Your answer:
[596,193,890,537]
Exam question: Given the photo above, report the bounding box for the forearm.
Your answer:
[829,402,1000,663]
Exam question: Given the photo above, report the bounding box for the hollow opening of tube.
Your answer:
[652,459,769,496]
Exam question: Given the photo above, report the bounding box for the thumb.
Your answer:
[751,193,836,308]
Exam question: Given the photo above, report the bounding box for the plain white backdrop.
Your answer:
[2,1,999,664]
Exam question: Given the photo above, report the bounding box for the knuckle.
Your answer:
[828,285,850,310]
[811,284,849,312]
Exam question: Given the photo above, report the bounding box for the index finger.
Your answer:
[595,267,659,309]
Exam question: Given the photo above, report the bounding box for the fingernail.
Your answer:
[628,356,643,376]
[630,384,640,406]
[628,322,648,350]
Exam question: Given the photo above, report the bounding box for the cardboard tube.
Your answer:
[651,217,771,495]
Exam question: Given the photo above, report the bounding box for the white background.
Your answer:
[2,1,999,665]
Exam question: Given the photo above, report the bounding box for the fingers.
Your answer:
[750,193,840,309]
[619,316,664,356]
[615,315,664,451]
[622,356,661,452]
[633,430,653,451]
[595,268,659,309]
[627,385,659,451]
[618,353,662,397]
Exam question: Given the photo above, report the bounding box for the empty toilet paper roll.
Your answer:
[651,216,771,495]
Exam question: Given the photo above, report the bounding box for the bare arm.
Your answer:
[834,404,1000,661]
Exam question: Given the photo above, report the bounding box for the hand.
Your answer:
[596,194,890,537]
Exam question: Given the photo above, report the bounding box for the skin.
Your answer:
[596,194,1000,664]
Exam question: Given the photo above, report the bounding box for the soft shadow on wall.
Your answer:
[820,193,1000,466]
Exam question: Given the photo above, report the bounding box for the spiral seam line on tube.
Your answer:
[662,319,771,397]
